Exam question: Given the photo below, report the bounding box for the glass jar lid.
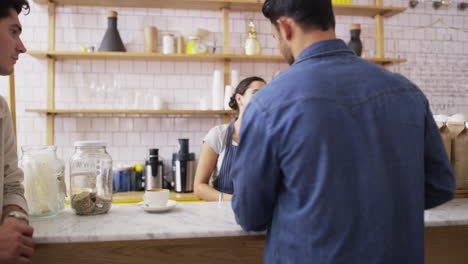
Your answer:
[74,140,107,147]
[21,145,57,152]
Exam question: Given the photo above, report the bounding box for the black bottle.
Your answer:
[348,24,362,57]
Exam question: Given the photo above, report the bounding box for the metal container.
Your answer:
[172,139,196,193]
[144,149,165,190]
[144,161,164,190]
[173,159,196,193]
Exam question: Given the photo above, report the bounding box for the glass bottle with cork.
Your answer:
[245,21,261,56]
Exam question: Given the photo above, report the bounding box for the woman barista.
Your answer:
[194,77,266,201]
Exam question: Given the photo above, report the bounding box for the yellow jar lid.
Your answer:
[135,164,144,172]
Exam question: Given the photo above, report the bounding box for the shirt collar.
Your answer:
[293,39,355,66]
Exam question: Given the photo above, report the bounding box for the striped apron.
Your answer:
[213,121,238,194]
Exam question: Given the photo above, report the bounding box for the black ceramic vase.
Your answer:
[98,11,126,52]
[347,24,362,57]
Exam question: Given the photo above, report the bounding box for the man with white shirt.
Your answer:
[0,1,35,263]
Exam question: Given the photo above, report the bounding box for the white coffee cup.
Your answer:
[144,189,170,207]
[153,96,164,110]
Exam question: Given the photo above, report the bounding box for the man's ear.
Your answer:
[276,17,294,41]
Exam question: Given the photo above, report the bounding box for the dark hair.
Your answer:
[262,0,335,32]
[0,0,30,19]
[228,76,266,111]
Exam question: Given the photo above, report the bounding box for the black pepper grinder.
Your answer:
[348,24,362,57]
[98,11,126,52]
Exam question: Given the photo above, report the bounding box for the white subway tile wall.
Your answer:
[11,0,468,166]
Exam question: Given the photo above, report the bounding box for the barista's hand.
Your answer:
[2,216,29,229]
[0,222,35,264]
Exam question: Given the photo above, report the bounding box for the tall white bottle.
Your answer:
[212,70,224,110]
[224,85,233,110]
[231,70,240,89]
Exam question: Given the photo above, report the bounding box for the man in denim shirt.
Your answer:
[231,0,455,263]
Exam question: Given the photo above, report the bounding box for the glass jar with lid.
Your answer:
[20,145,66,217]
[69,141,113,215]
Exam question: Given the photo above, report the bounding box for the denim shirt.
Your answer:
[231,39,455,264]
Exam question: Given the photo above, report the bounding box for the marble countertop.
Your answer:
[30,201,262,244]
[30,199,468,244]
[424,198,468,227]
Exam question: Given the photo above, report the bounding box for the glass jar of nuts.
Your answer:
[69,141,113,215]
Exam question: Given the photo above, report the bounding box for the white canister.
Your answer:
[231,70,240,89]
[163,34,175,54]
[224,85,233,110]
[212,70,224,110]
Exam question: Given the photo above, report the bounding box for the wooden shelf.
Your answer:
[27,51,406,65]
[365,57,407,64]
[333,5,406,18]
[27,51,285,62]
[26,109,236,115]
[32,0,405,17]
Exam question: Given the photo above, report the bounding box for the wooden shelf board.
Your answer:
[27,51,285,62]
[365,57,407,64]
[26,109,236,115]
[34,0,263,12]
[33,0,405,17]
[333,5,406,18]
[27,51,406,65]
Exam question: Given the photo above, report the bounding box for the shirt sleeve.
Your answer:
[1,97,28,212]
[424,100,456,209]
[203,125,227,154]
[231,100,281,231]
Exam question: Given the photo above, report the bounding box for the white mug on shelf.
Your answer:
[134,92,146,110]
[153,96,165,110]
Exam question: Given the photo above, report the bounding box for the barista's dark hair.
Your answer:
[229,76,266,111]
[0,0,30,19]
[262,0,335,32]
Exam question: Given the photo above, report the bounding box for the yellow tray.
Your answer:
[66,191,203,205]
[112,191,203,204]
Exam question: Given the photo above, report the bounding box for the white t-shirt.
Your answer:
[203,124,239,186]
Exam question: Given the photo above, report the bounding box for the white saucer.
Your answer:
[137,200,178,213]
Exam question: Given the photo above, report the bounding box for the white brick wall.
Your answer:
[9,0,468,166]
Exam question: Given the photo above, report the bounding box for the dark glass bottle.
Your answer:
[348,24,362,57]
[98,11,126,52]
